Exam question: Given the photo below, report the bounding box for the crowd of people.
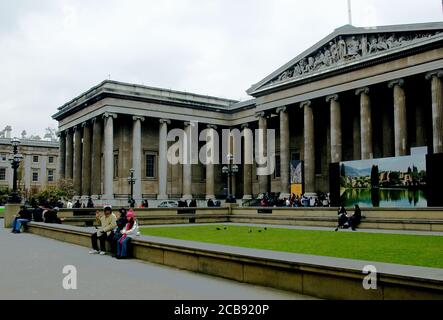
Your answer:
[260,192,331,208]
[11,202,63,233]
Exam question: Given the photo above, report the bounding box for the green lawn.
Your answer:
[140,225,443,269]
[0,207,4,214]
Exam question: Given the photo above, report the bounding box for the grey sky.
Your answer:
[0,0,441,137]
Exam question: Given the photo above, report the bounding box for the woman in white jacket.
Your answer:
[116,209,139,259]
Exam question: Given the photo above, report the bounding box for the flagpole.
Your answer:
[348,0,353,25]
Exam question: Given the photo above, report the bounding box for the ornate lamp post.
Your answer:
[8,138,23,204]
[222,154,239,204]
[127,168,136,208]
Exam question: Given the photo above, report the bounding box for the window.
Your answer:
[0,154,6,161]
[48,169,54,182]
[145,154,156,178]
[274,155,281,179]
[48,156,54,164]
[113,154,119,178]
[33,156,39,163]
[0,168,6,181]
[32,171,39,182]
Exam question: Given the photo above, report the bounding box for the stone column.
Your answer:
[182,121,194,200]
[65,129,74,180]
[103,112,117,201]
[91,117,102,197]
[158,119,170,200]
[73,125,82,196]
[131,116,145,202]
[24,155,31,190]
[205,124,217,200]
[41,156,47,189]
[302,101,315,193]
[256,112,269,194]
[426,70,443,154]
[327,94,342,163]
[356,87,373,160]
[242,123,253,200]
[81,121,92,197]
[277,107,290,198]
[58,131,66,180]
[389,79,408,156]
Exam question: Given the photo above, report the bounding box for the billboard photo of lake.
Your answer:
[339,148,428,208]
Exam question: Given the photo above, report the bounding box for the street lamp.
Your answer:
[222,154,239,204]
[8,138,23,204]
[127,168,136,208]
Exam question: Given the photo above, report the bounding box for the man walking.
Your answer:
[89,205,117,255]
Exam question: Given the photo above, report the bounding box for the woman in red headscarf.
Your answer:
[116,209,139,259]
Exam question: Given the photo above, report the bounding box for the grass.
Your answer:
[140,225,443,269]
[0,207,4,214]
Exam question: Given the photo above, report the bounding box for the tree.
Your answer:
[35,179,75,207]
[57,179,76,200]
[371,165,379,188]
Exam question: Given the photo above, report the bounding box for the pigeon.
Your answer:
[216,228,221,231]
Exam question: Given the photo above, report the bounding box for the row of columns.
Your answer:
[297,70,443,193]
[249,70,443,196]
[58,70,442,200]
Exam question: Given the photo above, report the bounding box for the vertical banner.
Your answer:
[329,162,340,207]
[290,160,303,196]
[426,153,443,207]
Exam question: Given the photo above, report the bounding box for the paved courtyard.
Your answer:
[0,220,313,300]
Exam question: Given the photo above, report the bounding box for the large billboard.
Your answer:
[338,147,427,208]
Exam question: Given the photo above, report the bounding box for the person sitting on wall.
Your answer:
[11,206,33,234]
[116,209,139,260]
[73,200,82,209]
[207,199,215,207]
[87,197,95,208]
[44,207,63,224]
[32,204,44,223]
[348,204,363,231]
[335,206,349,232]
[89,205,117,255]
[189,199,197,208]
[67,199,73,209]
[111,208,127,257]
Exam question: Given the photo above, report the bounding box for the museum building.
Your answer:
[52,22,443,204]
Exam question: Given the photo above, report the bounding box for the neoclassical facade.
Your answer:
[53,22,443,203]
[0,138,59,195]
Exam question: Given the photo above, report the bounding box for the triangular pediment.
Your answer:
[247,22,443,96]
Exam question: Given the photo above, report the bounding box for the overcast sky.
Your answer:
[0,0,441,137]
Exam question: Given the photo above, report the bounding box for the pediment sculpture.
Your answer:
[268,31,441,85]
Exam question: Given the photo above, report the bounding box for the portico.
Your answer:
[53,22,443,204]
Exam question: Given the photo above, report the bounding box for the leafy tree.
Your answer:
[57,179,76,200]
